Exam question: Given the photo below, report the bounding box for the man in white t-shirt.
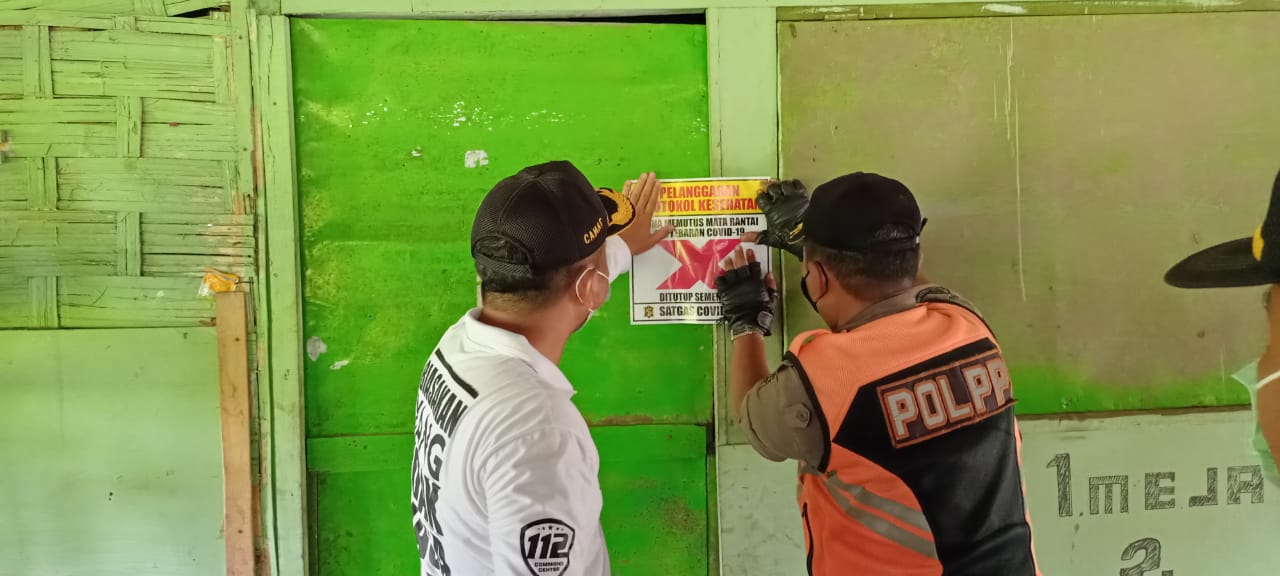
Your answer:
[1165,168,1280,487]
[411,161,672,576]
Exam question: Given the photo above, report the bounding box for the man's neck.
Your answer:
[477,306,572,364]
[827,284,915,332]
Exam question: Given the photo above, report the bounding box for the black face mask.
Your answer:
[801,267,822,312]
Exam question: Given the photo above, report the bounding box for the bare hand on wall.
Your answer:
[619,172,675,255]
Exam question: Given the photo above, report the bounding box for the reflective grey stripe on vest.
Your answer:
[818,473,938,560]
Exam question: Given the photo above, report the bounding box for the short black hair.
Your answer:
[805,224,920,301]
[475,236,578,310]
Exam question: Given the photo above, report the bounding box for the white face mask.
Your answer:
[574,266,610,331]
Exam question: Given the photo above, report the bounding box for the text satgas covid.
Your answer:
[654,304,721,318]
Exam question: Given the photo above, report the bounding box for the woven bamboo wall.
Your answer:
[0,3,252,329]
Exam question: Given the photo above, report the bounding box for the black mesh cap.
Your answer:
[803,172,924,253]
[471,161,635,278]
[1165,169,1280,288]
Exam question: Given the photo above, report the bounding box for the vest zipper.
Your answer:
[802,502,815,575]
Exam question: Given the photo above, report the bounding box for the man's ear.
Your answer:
[805,260,828,299]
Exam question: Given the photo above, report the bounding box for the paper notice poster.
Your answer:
[630,177,772,325]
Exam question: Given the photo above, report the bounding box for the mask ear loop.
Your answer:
[574,266,611,310]
[575,267,602,309]
[574,267,590,307]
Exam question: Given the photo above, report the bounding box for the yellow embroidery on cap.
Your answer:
[598,187,634,229]
[583,217,604,244]
[1254,226,1265,262]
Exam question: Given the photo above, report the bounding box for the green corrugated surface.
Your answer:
[292,18,712,576]
[778,13,1280,414]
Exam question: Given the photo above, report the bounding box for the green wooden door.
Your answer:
[292,19,712,575]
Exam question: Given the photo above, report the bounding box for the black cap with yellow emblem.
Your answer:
[471,160,635,278]
[1165,170,1280,289]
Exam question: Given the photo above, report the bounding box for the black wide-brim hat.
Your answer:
[1165,169,1280,289]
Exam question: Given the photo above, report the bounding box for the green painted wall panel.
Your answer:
[292,18,713,575]
[778,13,1280,414]
[0,328,224,576]
[293,18,712,438]
[307,426,708,576]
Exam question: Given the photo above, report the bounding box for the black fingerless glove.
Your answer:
[714,261,778,338]
[755,180,809,259]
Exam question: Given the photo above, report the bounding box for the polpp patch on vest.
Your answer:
[877,344,1014,448]
[520,519,575,576]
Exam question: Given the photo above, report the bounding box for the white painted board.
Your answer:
[717,410,1280,576]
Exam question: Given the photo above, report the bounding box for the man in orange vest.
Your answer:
[715,172,1041,575]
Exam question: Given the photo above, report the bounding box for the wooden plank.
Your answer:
[0,247,116,276]
[22,25,51,98]
[149,212,252,226]
[0,158,27,206]
[140,123,238,160]
[29,275,57,328]
[0,276,28,327]
[0,29,23,57]
[166,0,226,16]
[3,123,115,158]
[117,96,142,157]
[143,253,249,277]
[59,190,228,213]
[0,11,114,28]
[0,0,135,11]
[0,209,115,240]
[58,275,215,327]
[0,212,117,276]
[254,14,307,576]
[249,0,281,15]
[143,98,235,125]
[117,211,141,275]
[1,222,115,247]
[0,98,116,124]
[230,4,253,210]
[145,241,253,257]
[112,14,138,31]
[28,157,53,210]
[215,291,256,576]
[143,221,253,238]
[212,34,229,103]
[60,157,226,187]
[50,29,214,67]
[0,58,20,97]
[136,15,233,36]
[52,60,218,102]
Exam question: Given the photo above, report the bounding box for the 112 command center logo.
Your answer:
[521,519,575,576]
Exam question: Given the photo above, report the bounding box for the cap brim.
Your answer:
[597,188,636,236]
[1164,237,1280,288]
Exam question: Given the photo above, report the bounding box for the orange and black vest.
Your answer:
[791,287,1040,576]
